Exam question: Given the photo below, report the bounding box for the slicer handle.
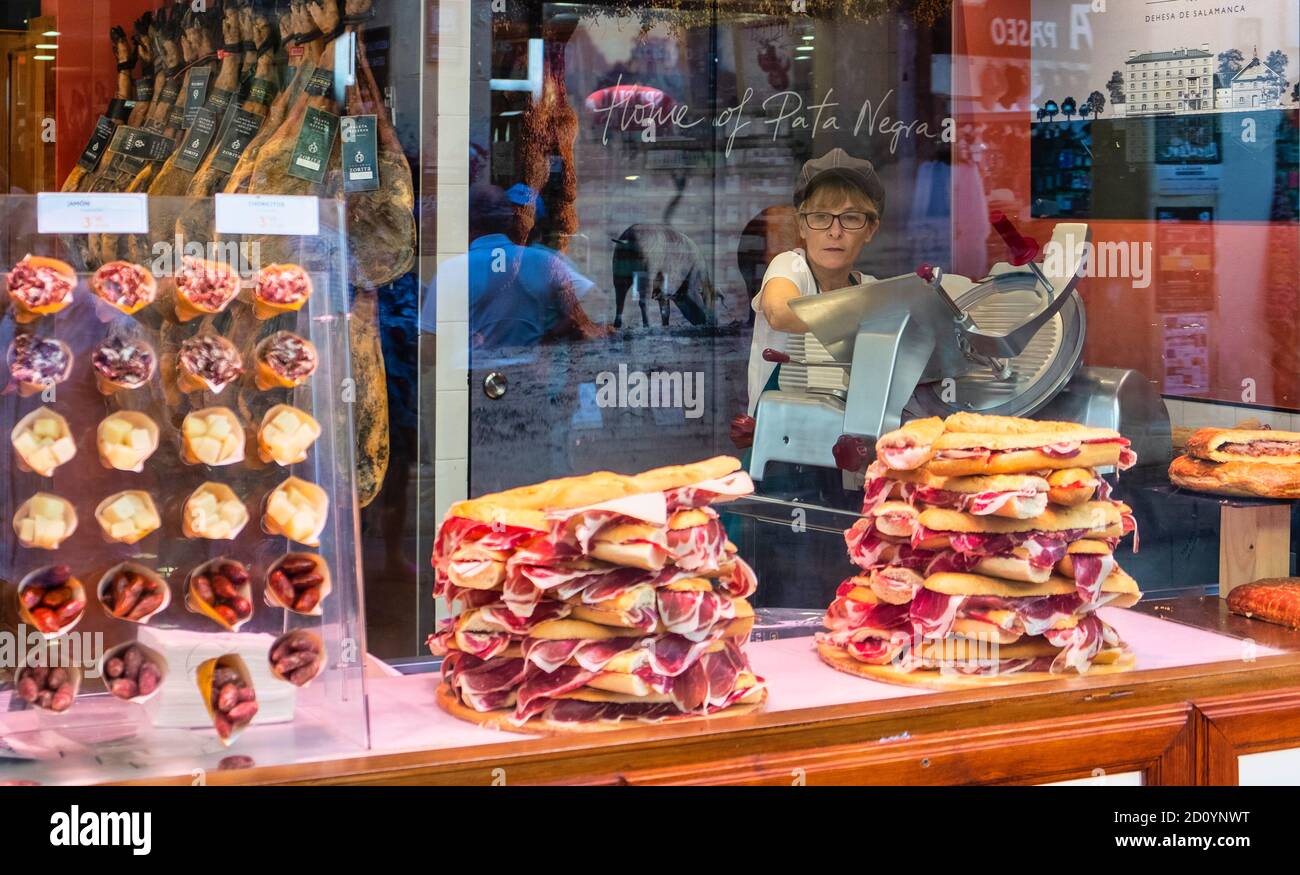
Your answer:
[762,348,791,364]
[990,210,1040,266]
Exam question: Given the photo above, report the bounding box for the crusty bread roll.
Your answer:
[1185,428,1300,465]
[817,642,1135,689]
[1226,579,1300,629]
[923,567,1140,604]
[447,456,742,529]
[1170,454,1300,499]
[436,682,766,735]
[925,442,1123,477]
[918,501,1119,535]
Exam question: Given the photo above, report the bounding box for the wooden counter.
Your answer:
[106,598,1300,786]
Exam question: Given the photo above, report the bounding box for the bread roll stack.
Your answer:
[816,413,1144,688]
[430,457,766,732]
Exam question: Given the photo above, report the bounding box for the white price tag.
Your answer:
[36,193,149,234]
[214,194,321,236]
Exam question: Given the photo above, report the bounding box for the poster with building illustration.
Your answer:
[1027,0,1298,221]
[1031,0,1298,116]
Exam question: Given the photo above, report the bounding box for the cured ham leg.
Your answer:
[123,2,245,267]
[61,25,137,194]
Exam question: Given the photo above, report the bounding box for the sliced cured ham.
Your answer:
[656,588,739,640]
[908,588,963,639]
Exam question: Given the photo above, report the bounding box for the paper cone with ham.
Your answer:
[430,456,766,732]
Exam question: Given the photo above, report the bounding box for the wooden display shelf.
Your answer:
[1220,503,1292,597]
[106,598,1300,787]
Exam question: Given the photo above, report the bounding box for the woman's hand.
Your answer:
[759,277,811,334]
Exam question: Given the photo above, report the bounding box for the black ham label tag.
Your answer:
[210,108,265,173]
[107,99,133,122]
[135,78,154,103]
[249,77,278,107]
[159,78,181,105]
[304,66,333,98]
[108,126,176,162]
[206,87,235,116]
[174,106,221,173]
[288,107,339,183]
[183,66,211,128]
[76,116,116,172]
[341,115,380,193]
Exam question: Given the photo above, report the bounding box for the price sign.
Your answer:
[36,193,150,234]
[214,194,320,236]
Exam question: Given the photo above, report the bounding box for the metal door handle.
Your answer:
[483,372,508,399]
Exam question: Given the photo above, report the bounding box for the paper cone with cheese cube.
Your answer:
[263,477,329,546]
[258,405,321,467]
[97,411,160,473]
[13,493,77,550]
[94,490,161,545]
[181,407,246,467]
[11,407,76,477]
[182,482,249,541]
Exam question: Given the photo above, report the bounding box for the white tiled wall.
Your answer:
[434,0,472,526]
[1165,397,1296,431]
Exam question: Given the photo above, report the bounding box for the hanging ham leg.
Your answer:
[342,27,415,288]
[123,4,244,267]
[61,26,137,194]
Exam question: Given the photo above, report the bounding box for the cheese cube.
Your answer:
[220,434,241,460]
[289,510,317,541]
[185,416,207,437]
[219,501,244,525]
[207,415,232,440]
[19,519,36,543]
[106,495,140,523]
[105,446,128,469]
[110,519,137,539]
[32,418,59,439]
[13,432,37,455]
[35,518,64,544]
[129,428,152,451]
[30,448,57,474]
[50,437,76,464]
[267,491,296,526]
[101,418,132,444]
[209,521,231,540]
[192,437,221,464]
[191,492,219,514]
[272,411,300,432]
[33,496,62,519]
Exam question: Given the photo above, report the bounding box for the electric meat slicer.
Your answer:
[749,213,1172,480]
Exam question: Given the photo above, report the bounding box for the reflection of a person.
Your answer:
[746,149,884,417]
[420,184,602,353]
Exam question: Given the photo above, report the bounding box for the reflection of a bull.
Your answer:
[612,225,717,328]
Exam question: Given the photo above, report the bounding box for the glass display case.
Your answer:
[0,194,369,782]
[1,0,1299,785]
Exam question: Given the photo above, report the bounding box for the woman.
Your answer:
[747,148,886,416]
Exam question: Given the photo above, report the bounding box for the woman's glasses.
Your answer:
[799,210,878,231]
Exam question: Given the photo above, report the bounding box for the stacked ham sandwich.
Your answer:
[817,413,1143,687]
[430,457,766,731]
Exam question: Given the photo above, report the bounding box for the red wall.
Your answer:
[44,0,156,183]
[953,0,1300,410]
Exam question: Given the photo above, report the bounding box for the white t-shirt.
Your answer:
[747,249,869,415]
